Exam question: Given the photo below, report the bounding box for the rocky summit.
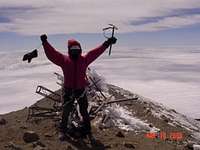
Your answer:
[0,84,200,150]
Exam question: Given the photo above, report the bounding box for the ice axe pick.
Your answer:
[103,24,118,56]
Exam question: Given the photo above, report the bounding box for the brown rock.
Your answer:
[23,131,39,143]
[20,126,28,129]
[186,142,195,150]
[0,118,7,125]
[124,142,135,149]
[66,145,74,150]
[105,144,112,148]
[4,141,23,150]
[32,141,46,148]
[149,124,153,128]
[33,145,47,150]
[44,133,52,138]
[115,131,125,138]
[161,115,171,123]
[16,119,21,123]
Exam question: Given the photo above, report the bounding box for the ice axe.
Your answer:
[103,24,118,55]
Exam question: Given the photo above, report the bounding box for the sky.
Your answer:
[0,0,200,50]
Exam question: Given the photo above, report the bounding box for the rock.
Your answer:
[32,141,46,148]
[105,144,112,148]
[145,108,151,114]
[186,142,195,150]
[170,109,177,113]
[124,142,135,149]
[44,133,52,138]
[23,131,39,143]
[5,141,23,150]
[149,124,153,128]
[143,101,148,105]
[161,115,171,123]
[33,145,47,150]
[16,119,21,123]
[98,124,105,130]
[66,145,74,150]
[20,125,28,129]
[0,118,7,125]
[115,131,125,138]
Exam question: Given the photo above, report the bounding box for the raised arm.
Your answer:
[41,34,64,66]
[85,37,117,65]
[85,44,107,65]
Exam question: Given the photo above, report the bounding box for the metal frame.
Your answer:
[27,70,138,121]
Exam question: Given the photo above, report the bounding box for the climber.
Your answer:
[40,34,117,140]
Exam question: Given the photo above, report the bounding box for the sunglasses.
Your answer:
[70,45,81,50]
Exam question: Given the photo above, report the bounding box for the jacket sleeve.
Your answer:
[42,41,64,67]
[85,44,108,65]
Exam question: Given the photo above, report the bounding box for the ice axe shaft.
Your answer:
[103,24,118,56]
[109,26,115,55]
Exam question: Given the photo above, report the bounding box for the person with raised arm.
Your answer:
[40,34,117,140]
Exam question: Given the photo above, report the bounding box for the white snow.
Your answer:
[194,145,200,150]
[102,103,159,132]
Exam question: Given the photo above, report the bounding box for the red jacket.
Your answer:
[42,41,107,89]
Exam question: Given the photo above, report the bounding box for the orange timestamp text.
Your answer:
[145,131,183,141]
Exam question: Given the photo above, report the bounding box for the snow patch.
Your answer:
[194,144,200,150]
[87,68,108,92]
[97,103,159,132]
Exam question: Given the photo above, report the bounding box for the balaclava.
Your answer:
[68,39,82,60]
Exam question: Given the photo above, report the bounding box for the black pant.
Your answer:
[60,88,91,133]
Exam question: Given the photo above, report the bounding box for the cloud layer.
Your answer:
[0,0,200,35]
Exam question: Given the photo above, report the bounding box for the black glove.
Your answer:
[103,37,117,48]
[22,49,38,63]
[40,34,47,43]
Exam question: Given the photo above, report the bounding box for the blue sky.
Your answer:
[0,0,200,52]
